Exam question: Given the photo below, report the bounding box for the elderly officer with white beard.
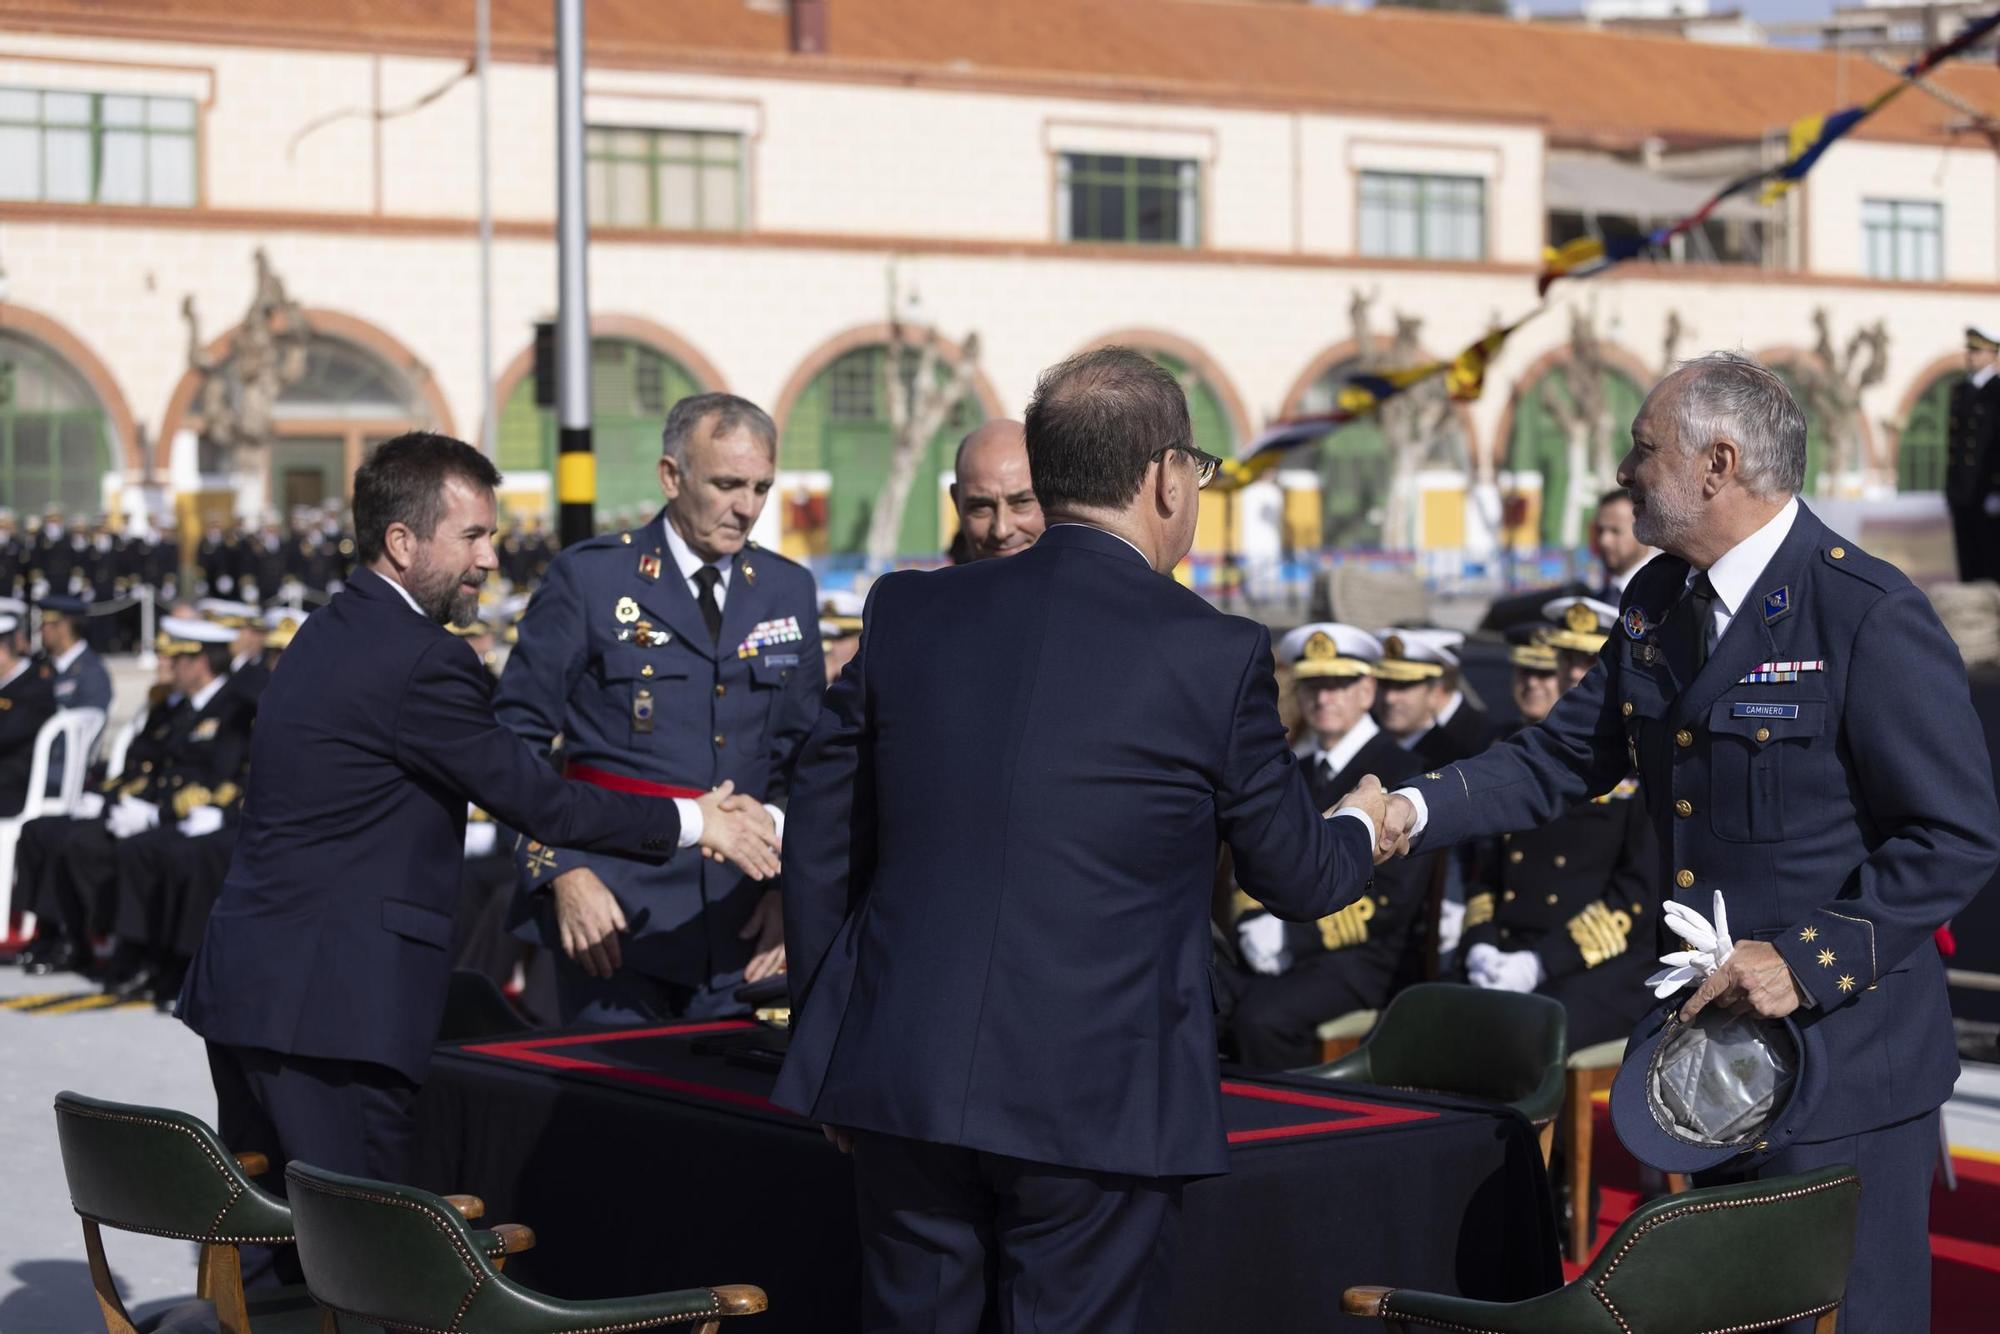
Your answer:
[1377,352,2000,1332]
[499,394,822,1022]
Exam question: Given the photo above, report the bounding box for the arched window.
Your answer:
[252,335,430,513]
[498,338,705,524]
[1896,371,1957,494]
[0,332,111,516]
[1144,349,1238,460]
[1505,363,1646,548]
[779,344,984,557]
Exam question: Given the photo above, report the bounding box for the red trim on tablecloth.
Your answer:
[461,1026,1442,1143]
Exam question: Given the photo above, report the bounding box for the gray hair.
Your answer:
[1667,352,1807,498]
[660,392,777,466]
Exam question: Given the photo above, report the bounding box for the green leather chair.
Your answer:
[52,1090,320,1334]
[1295,983,1567,1157]
[1342,1165,1860,1332]
[285,1162,768,1333]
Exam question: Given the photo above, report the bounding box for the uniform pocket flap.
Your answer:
[1709,699,1825,740]
[381,897,453,948]
[748,655,798,687]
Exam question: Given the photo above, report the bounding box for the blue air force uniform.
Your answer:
[1407,500,2000,1333]
[496,509,822,1020]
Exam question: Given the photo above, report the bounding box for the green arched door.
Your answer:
[1896,372,1956,494]
[1506,363,1645,547]
[498,338,704,523]
[0,333,111,517]
[779,346,984,558]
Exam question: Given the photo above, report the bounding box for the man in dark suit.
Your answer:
[0,606,57,816]
[1945,324,2000,583]
[1381,353,2000,1332]
[775,348,1385,1334]
[1222,622,1436,1067]
[179,433,781,1279]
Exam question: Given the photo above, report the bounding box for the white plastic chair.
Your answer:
[1,706,106,934]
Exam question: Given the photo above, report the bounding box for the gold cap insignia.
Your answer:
[1303,631,1337,661]
[1564,603,1597,634]
[1383,634,1406,659]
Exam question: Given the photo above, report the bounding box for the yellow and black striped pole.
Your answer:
[554,0,594,547]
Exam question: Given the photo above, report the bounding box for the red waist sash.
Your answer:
[565,762,703,801]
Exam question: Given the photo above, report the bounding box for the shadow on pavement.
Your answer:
[0,1259,200,1334]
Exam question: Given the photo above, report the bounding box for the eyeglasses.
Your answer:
[1151,445,1223,491]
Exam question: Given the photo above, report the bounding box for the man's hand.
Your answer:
[551,866,626,979]
[1378,791,1418,860]
[697,780,782,881]
[1677,939,1807,1023]
[821,1124,855,1154]
[1328,773,1388,828]
[740,888,786,982]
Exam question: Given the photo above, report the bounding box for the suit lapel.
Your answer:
[1669,507,1820,727]
[632,520,716,661]
[715,547,766,664]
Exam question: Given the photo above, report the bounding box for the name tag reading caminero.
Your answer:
[1732,702,1801,719]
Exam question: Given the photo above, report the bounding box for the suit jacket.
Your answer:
[1417,697,1492,768]
[0,663,57,816]
[180,568,682,1083]
[1410,503,2000,1140]
[773,523,1375,1178]
[496,511,822,987]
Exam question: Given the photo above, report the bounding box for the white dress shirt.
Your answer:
[1302,713,1381,783]
[663,517,732,612]
[374,565,710,847]
[1395,499,1800,843]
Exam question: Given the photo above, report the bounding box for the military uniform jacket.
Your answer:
[1945,374,2000,511]
[154,678,257,821]
[45,644,112,792]
[0,662,57,815]
[1413,503,2000,1142]
[1461,747,1661,1003]
[1417,698,1493,768]
[110,688,188,801]
[496,510,823,988]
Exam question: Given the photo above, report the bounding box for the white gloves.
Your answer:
[106,796,160,840]
[1645,890,1735,998]
[1237,913,1290,976]
[464,821,499,859]
[1435,897,1466,956]
[177,805,225,838]
[1467,943,1544,993]
[73,792,105,820]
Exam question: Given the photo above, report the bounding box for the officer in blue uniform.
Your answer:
[1381,353,2000,1333]
[36,593,112,794]
[499,393,821,1023]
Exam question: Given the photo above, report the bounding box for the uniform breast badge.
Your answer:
[1762,586,1792,625]
[615,596,640,624]
[737,615,803,660]
[1623,607,1650,640]
[637,553,661,582]
[633,686,655,734]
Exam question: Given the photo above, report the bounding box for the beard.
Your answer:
[1631,473,1703,553]
[408,553,485,626]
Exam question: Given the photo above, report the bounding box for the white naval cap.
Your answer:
[1372,627,1459,681]
[1276,623,1382,680]
[1540,596,1619,653]
[160,615,238,654]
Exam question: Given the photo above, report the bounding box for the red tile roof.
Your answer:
[2,0,1996,149]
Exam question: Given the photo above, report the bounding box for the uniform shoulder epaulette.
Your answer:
[1818,540,1905,594]
[549,530,630,565]
[741,538,807,574]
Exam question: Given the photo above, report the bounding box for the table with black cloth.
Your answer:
[413,1020,1561,1333]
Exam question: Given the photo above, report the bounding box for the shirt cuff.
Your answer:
[1332,806,1376,848]
[1391,786,1430,840]
[673,797,703,849]
[763,803,786,844]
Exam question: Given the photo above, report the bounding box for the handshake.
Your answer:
[695,779,784,881]
[1322,775,1421,866]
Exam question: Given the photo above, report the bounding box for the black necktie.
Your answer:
[1317,756,1336,790]
[693,566,723,644]
[1685,573,1717,670]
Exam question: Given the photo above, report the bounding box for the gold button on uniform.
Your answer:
[1503,891,1516,902]
[1830,546,1846,560]
[1675,729,1694,748]
[1509,850,1524,863]
[1674,799,1693,818]
[641,665,654,678]
[713,734,726,747]
[1755,727,1771,743]
[1621,702,1634,717]
[1553,855,1567,868]
[1546,893,1559,905]
[714,684,727,697]
[1676,869,1695,889]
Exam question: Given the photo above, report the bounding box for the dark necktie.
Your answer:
[693,565,724,644]
[1685,573,1718,671]
[1317,756,1336,790]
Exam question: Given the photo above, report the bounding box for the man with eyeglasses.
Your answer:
[777,346,1384,1334]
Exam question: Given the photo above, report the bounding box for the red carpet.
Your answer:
[1565,1101,2000,1331]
